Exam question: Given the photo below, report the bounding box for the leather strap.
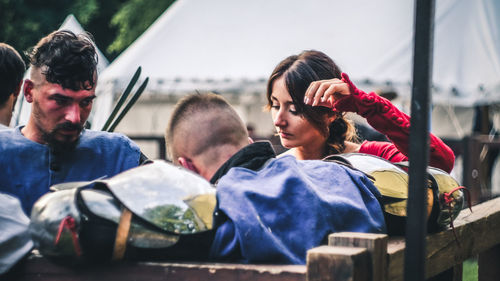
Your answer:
[112,207,132,260]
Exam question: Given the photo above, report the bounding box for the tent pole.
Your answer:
[404,0,435,281]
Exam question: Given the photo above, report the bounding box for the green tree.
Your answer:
[0,0,174,61]
[81,0,128,60]
[107,0,175,57]
[0,0,102,61]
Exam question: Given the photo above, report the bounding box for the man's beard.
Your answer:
[41,122,83,154]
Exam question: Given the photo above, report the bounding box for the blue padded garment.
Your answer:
[210,155,386,264]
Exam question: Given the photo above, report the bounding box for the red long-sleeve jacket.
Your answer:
[334,73,455,173]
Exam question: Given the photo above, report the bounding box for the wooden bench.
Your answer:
[12,197,500,281]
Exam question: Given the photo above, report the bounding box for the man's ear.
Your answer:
[178,157,200,174]
[23,79,34,103]
[248,137,254,144]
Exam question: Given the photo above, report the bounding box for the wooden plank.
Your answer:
[386,196,500,281]
[328,232,388,281]
[386,236,405,281]
[426,265,462,281]
[15,254,306,281]
[478,244,500,281]
[453,264,463,281]
[306,246,369,281]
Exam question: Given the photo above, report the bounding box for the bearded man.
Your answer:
[0,30,142,215]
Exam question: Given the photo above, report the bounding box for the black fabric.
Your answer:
[127,230,215,261]
[139,152,153,165]
[209,141,276,184]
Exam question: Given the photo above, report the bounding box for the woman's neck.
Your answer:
[291,143,328,160]
[290,141,361,160]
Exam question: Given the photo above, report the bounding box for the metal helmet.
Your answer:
[427,166,465,228]
[29,160,216,262]
[325,153,465,233]
[326,153,431,218]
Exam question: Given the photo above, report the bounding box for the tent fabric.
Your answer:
[92,0,500,130]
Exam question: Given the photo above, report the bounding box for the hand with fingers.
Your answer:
[303,76,351,109]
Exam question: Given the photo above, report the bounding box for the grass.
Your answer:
[462,257,478,281]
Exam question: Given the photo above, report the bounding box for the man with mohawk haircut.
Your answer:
[166,92,386,264]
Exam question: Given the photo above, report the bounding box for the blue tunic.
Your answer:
[210,154,386,264]
[0,126,141,215]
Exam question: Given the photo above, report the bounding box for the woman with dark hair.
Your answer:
[266,50,455,173]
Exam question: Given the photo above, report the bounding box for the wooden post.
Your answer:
[463,136,483,205]
[478,244,500,281]
[329,232,388,281]
[307,246,370,281]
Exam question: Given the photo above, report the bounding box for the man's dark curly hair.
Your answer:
[28,30,97,91]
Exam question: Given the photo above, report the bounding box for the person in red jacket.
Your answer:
[266,50,455,173]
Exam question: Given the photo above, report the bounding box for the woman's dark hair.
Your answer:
[266,50,356,155]
[28,30,97,91]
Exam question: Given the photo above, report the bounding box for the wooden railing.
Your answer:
[12,197,500,281]
[308,196,500,281]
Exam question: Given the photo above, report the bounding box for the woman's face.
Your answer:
[270,76,325,149]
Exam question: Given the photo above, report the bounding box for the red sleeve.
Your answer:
[359,141,409,163]
[336,73,455,173]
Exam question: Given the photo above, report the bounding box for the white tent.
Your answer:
[12,14,109,126]
[91,0,500,138]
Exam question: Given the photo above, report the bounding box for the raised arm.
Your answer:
[303,73,455,173]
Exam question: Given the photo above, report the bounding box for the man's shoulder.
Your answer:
[223,155,360,187]
[0,128,45,167]
[0,127,17,135]
[0,127,29,146]
[81,130,134,143]
[80,130,140,152]
[0,123,11,131]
